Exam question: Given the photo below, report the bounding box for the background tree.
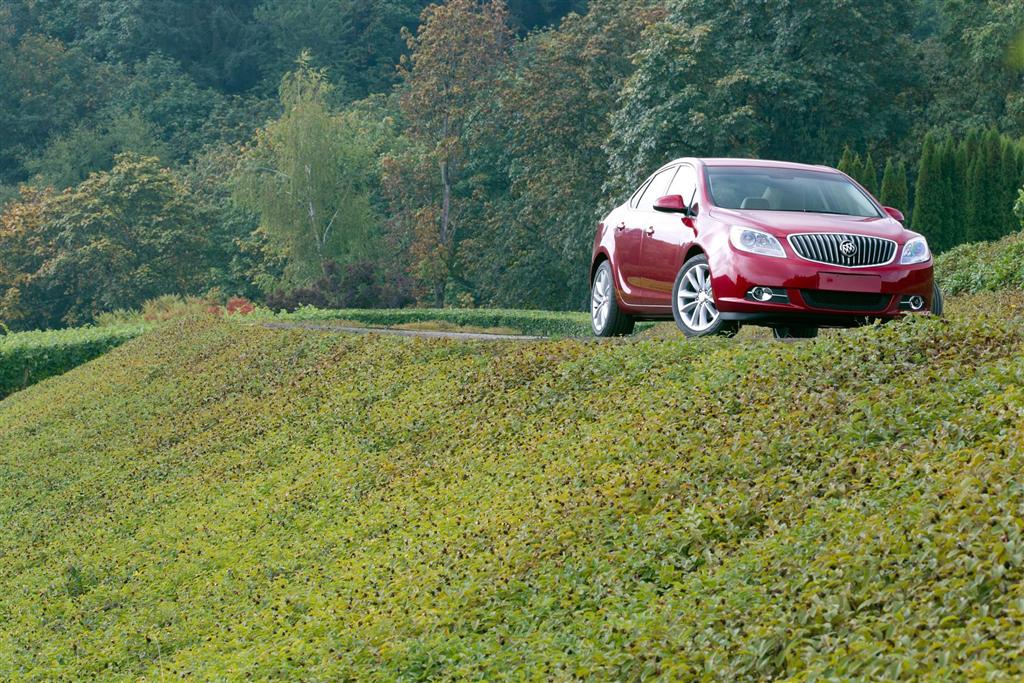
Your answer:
[880,158,909,215]
[861,153,878,195]
[394,0,511,306]
[0,154,209,329]
[912,133,952,251]
[460,0,665,310]
[233,56,379,288]
[606,0,919,191]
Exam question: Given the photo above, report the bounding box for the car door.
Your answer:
[639,163,700,304]
[617,166,678,305]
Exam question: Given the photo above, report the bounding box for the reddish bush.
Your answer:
[226,297,255,315]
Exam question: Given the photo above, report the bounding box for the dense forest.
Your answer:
[1,0,1023,329]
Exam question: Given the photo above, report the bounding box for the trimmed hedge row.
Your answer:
[0,324,147,398]
[2,296,1024,678]
[934,230,1024,295]
[270,305,594,337]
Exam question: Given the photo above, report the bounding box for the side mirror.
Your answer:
[654,194,690,214]
[884,206,905,223]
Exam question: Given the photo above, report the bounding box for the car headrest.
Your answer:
[741,197,770,210]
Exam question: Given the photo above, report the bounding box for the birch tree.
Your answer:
[234,54,377,286]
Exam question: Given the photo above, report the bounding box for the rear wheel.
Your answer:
[591,261,635,337]
[672,255,739,338]
[773,325,819,339]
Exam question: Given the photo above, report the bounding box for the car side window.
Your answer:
[668,165,699,210]
[636,167,678,211]
[629,177,654,209]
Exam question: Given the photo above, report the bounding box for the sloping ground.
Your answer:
[935,229,1024,295]
[266,306,595,337]
[0,324,147,399]
[1,298,1023,680]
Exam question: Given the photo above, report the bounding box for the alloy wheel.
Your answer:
[676,263,720,332]
[591,266,613,333]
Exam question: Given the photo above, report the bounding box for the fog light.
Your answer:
[751,287,773,302]
[899,295,926,312]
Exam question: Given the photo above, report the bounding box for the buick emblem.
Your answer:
[839,240,858,257]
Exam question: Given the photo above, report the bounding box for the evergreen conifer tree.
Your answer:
[999,139,1020,237]
[967,129,1003,242]
[861,153,878,195]
[837,147,856,176]
[880,157,909,216]
[913,133,950,251]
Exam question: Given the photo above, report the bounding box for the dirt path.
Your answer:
[261,321,548,341]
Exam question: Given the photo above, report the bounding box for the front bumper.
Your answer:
[710,250,935,327]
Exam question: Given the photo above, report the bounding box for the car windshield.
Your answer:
[706,167,882,218]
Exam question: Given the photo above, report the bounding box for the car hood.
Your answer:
[710,208,908,240]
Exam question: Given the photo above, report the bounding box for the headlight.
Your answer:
[900,237,930,265]
[730,226,786,258]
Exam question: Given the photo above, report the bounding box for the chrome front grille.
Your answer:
[788,233,897,268]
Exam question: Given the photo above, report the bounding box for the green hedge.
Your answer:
[0,324,147,398]
[270,306,593,337]
[2,297,1024,678]
[935,230,1024,295]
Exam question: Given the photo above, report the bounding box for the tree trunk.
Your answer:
[437,156,451,308]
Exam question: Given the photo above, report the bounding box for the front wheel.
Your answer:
[932,282,944,317]
[591,261,635,337]
[672,255,739,338]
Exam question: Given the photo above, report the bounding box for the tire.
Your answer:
[773,325,819,339]
[591,261,636,337]
[671,254,739,338]
[931,281,944,317]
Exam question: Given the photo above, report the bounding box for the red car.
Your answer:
[590,158,940,338]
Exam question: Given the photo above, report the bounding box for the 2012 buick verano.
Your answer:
[590,158,941,338]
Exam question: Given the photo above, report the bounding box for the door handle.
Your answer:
[615,222,626,232]
[645,226,655,236]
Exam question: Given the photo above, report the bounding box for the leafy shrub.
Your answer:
[266,260,414,312]
[95,295,258,325]
[0,324,147,398]
[934,230,1024,295]
[3,296,1024,679]
[269,305,594,337]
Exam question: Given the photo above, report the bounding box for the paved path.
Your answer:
[261,321,548,341]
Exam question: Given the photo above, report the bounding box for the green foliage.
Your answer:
[930,0,1024,136]
[269,306,593,337]
[0,323,146,398]
[234,57,380,288]
[860,152,878,195]
[24,110,171,189]
[914,128,1024,252]
[935,229,1024,295]
[392,0,512,307]
[5,0,1024,316]
[460,0,664,311]
[879,157,909,214]
[3,300,1024,677]
[606,0,918,191]
[0,154,211,329]
[912,132,952,249]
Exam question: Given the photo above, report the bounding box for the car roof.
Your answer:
[662,157,839,173]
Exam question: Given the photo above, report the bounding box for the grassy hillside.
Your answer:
[0,324,148,399]
[935,229,1024,295]
[267,306,595,337]
[2,297,1024,679]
